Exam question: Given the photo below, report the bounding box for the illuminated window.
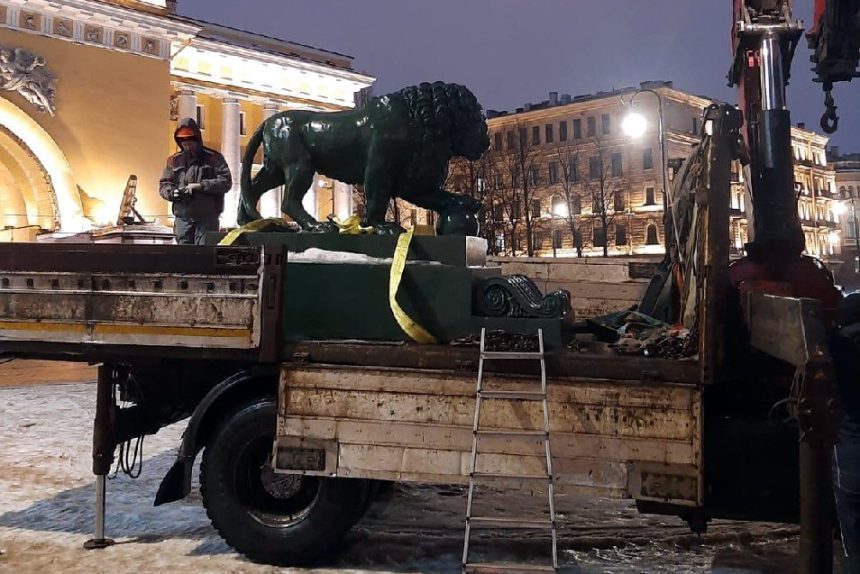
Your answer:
[548,162,559,184]
[646,224,659,245]
[644,186,656,206]
[614,189,625,212]
[611,153,623,177]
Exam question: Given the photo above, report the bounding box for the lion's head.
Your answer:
[395,82,489,174]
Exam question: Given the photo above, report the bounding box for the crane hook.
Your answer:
[820,85,839,134]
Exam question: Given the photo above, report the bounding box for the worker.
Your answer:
[159,118,232,245]
[835,293,860,574]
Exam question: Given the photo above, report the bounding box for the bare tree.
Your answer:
[447,152,501,250]
[552,144,584,257]
[491,120,543,256]
[582,134,622,257]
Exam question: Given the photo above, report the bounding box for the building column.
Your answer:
[176,89,197,124]
[221,97,241,228]
[259,101,282,219]
[333,180,353,220]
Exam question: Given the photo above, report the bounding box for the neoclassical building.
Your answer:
[832,150,860,289]
[469,81,841,264]
[0,0,374,242]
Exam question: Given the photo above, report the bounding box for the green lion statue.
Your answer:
[237,81,490,234]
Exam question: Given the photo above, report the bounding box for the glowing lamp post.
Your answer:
[622,89,675,259]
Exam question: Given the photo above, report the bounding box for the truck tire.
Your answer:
[200,398,369,566]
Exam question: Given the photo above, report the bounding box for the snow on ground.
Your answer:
[0,383,841,573]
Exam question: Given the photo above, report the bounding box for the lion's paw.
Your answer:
[370,222,404,236]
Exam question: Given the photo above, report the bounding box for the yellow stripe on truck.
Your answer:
[0,321,250,339]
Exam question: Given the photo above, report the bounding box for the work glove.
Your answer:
[185,182,203,194]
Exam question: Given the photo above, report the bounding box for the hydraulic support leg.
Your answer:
[83,364,117,550]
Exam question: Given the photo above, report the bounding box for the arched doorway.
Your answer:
[0,97,85,234]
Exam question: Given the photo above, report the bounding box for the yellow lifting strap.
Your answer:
[389,228,437,344]
[217,218,289,246]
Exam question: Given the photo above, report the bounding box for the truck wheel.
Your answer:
[200,398,369,566]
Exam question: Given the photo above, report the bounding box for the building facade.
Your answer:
[0,0,374,242]
[464,81,840,264]
[832,151,860,290]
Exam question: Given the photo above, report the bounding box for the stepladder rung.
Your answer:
[478,390,546,401]
[468,516,554,530]
[465,327,556,573]
[475,429,548,438]
[481,351,544,360]
[471,472,551,482]
[464,562,557,574]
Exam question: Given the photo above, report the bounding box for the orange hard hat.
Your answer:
[175,126,197,139]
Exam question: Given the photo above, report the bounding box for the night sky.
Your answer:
[179,0,860,153]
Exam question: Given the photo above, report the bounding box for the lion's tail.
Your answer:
[237,117,268,225]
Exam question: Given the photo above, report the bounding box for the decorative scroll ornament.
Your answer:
[0,46,57,116]
[474,275,573,321]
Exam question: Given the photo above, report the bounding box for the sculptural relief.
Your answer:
[114,33,130,50]
[0,46,57,116]
[85,25,103,44]
[142,38,159,56]
[20,12,40,31]
[53,18,73,38]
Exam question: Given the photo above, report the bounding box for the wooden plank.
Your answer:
[286,341,701,385]
[279,417,696,465]
[285,388,694,440]
[335,443,632,490]
[282,366,697,410]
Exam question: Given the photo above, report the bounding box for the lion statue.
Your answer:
[237,81,490,234]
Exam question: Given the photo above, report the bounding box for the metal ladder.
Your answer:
[462,328,559,573]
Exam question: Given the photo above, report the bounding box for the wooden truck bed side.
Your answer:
[274,364,702,507]
[0,243,284,361]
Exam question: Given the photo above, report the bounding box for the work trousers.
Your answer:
[174,216,219,245]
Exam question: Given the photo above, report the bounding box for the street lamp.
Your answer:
[551,198,568,258]
[621,88,678,260]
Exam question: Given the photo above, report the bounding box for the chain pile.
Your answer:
[450,330,540,352]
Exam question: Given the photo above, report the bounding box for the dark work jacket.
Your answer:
[159,118,232,221]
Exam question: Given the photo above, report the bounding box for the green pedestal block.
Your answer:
[210,231,488,267]
[283,262,474,343]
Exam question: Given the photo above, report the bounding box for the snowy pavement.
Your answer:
[0,383,838,573]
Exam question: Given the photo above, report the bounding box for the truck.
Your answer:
[0,105,842,572]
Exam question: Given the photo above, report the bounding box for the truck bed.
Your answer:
[275,360,702,508]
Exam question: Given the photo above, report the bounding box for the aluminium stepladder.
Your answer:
[461,327,559,573]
